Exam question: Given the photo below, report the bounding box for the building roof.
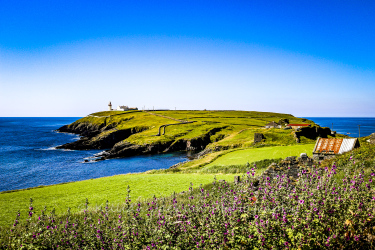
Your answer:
[313,138,359,155]
[287,124,310,127]
[265,121,279,126]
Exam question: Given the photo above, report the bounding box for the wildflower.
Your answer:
[299,200,304,204]
[370,179,373,183]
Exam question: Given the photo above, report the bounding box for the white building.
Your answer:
[117,105,129,111]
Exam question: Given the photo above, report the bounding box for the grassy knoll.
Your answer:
[0,173,236,227]
[206,144,315,167]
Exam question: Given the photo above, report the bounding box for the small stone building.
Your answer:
[312,138,360,161]
[265,121,281,129]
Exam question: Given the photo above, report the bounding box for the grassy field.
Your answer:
[206,144,315,167]
[0,173,236,227]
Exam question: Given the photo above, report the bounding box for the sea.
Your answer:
[0,117,187,192]
[0,117,374,192]
[304,117,375,138]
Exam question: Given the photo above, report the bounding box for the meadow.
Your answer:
[0,174,236,228]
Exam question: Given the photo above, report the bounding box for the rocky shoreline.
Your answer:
[56,122,222,161]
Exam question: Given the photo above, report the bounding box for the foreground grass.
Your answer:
[0,173,236,227]
[206,144,315,167]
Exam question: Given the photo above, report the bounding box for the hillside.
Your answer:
[57,110,330,162]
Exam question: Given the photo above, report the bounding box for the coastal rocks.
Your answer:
[56,128,142,150]
[57,122,104,137]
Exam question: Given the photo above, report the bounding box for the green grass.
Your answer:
[0,173,237,227]
[206,144,316,167]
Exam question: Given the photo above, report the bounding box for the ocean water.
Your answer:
[305,117,375,138]
[0,117,187,192]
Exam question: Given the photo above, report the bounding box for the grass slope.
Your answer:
[206,144,315,167]
[0,173,236,227]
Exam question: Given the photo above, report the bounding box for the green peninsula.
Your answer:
[57,110,331,170]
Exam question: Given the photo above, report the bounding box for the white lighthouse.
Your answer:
[108,101,112,111]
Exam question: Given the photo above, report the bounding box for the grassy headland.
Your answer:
[56,110,322,165]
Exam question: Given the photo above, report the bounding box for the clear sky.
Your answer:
[1,0,374,117]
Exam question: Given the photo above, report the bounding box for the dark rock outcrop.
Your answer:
[295,125,332,140]
[103,127,226,160]
[56,128,137,150]
[254,133,265,143]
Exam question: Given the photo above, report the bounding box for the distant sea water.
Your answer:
[305,117,375,138]
[0,117,187,192]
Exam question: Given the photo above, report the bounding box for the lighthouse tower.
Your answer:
[108,101,112,111]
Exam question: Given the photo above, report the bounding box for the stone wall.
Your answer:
[261,154,314,184]
[368,133,375,145]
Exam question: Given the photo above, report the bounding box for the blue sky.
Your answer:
[1,0,374,117]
